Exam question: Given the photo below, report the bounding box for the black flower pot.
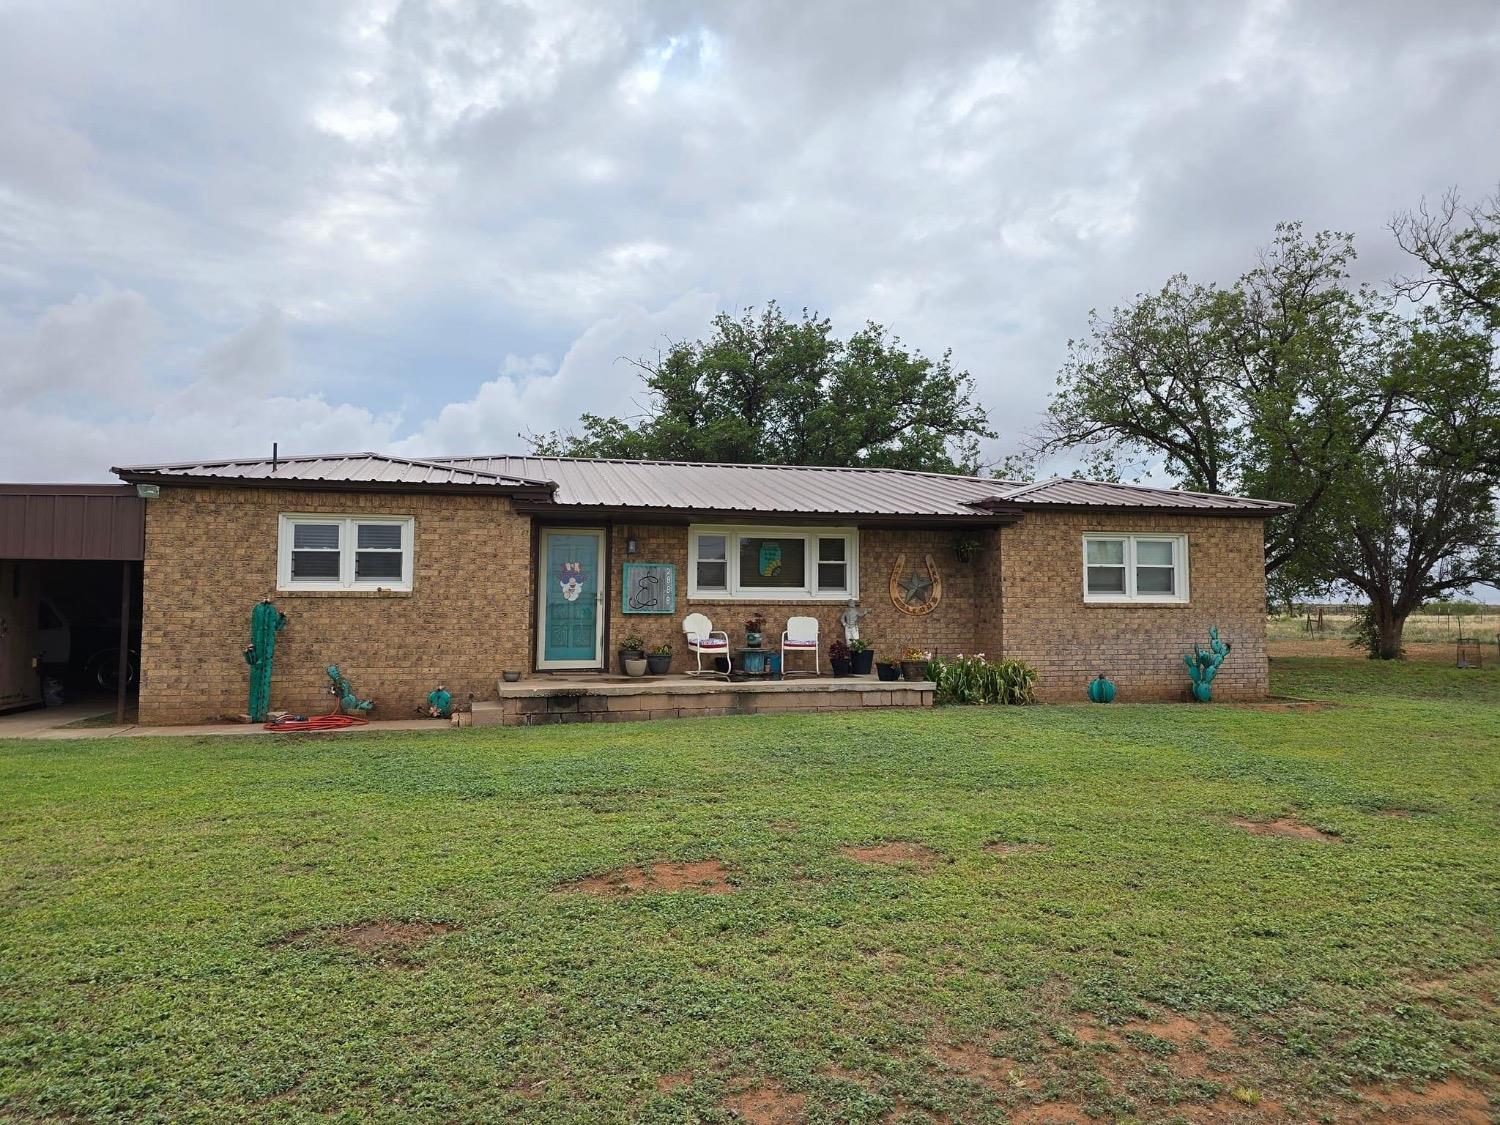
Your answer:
[900,660,928,682]
[830,657,853,678]
[876,662,901,682]
[851,650,875,675]
[646,653,671,675]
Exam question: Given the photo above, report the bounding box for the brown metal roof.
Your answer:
[987,477,1292,513]
[432,455,1012,517]
[0,484,145,560]
[110,452,1289,519]
[113,452,555,496]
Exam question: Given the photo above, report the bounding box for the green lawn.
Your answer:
[1,659,1496,1123]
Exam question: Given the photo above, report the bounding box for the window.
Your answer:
[1082,534,1188,603]
[688,526,858,600]
[278,515,413,591]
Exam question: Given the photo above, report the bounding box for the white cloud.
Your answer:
[0,0,1495,497]
[394,291,720,455]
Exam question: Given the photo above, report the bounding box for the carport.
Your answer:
[0,484,145,722]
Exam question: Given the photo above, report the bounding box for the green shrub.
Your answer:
[926,654,1037,705]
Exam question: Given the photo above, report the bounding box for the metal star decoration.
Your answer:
[898,571,933,605]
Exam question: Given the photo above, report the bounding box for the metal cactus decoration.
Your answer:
[1184,626,1231,702]
[326,665,374,715]
[243,599,286,722]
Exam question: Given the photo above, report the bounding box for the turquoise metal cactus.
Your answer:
[1184,626,1231,702]
[426,685,453,718]
[243,599,286,722]
[326,665,374,715]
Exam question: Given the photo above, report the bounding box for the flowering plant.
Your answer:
[744,613,766,632]
[901,647,932,662]
[830,640,852,660]
[848,637,870,653]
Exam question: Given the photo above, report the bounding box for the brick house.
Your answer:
[110,453,1289,723]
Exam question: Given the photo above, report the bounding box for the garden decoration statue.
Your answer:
[1087,673,1116,703]
[326,665,374,715]
[243,599,286,722]
[426,685,453,719]
[840,599,870,645]
[1184,627,1231,702]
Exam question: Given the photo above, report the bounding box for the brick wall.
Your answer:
[996,512,1269,702]
[138,491,1271,722]
[138,487,533,723]
[602,523,985,672]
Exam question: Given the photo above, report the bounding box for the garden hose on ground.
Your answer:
[264,702,369,733]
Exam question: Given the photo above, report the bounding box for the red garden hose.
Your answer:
[264,702,369,733]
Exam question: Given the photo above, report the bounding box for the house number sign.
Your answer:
[622,563,677,615]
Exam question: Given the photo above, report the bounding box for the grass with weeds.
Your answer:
[0,657,1496,1122]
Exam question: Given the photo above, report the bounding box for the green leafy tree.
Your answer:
[1035,216,1499,658]
[530,303,995,474]
[1037,225,1403,578]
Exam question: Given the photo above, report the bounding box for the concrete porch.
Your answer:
[475,673,934,726]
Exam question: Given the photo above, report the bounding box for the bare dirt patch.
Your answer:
[840,842,941,868]
[655,1071,692,1094]
[1229,816,1339,843]
[983,841,1051,856]
[275,919,458,958]
[558,858,735,896]
[1007,1104,1088,1125]
[1353,1077,1492,1123]
[723,1079,807,1124]
[930,1036,1025,1091]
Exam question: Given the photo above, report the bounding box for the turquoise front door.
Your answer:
[538,529,604,668]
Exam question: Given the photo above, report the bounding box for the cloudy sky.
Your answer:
[2,0,1497,483]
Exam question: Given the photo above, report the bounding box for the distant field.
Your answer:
[1268,610,1500,663]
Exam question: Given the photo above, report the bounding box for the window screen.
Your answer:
[1085,538,1126,594]
[291,522,341,580]
[695,533,728,590]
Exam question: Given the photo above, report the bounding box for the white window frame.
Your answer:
[1081,533,1189,604]
[687,525,859,601]
[277,514,414,592]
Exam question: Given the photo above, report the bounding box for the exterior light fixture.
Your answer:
[626,532,639,555]
[135,483,160,499]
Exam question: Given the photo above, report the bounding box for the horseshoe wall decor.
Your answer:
[889,552,943,616]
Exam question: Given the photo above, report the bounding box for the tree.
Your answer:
[1294,322,1499,657]
[1392,187,1500,479]
[1034,216,1499,658]
[530,303,995,474]
[1037,224,1403,578]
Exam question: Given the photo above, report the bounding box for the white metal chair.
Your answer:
[682,612,731,677]
[781,615,820,676]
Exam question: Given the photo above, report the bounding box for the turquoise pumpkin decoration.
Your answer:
[1088,674,1116,703]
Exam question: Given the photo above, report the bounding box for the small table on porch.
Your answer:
[732,648,774,681]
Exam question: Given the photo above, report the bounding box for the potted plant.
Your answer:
[900,647,931,682]
[829,640,853,677]
[744,613,767,648]
[617,632,645,674]
[875,660,901,681]
[849,637,874,675]
[646,642,673,675]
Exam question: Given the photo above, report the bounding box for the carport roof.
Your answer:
[0,484,145,560]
